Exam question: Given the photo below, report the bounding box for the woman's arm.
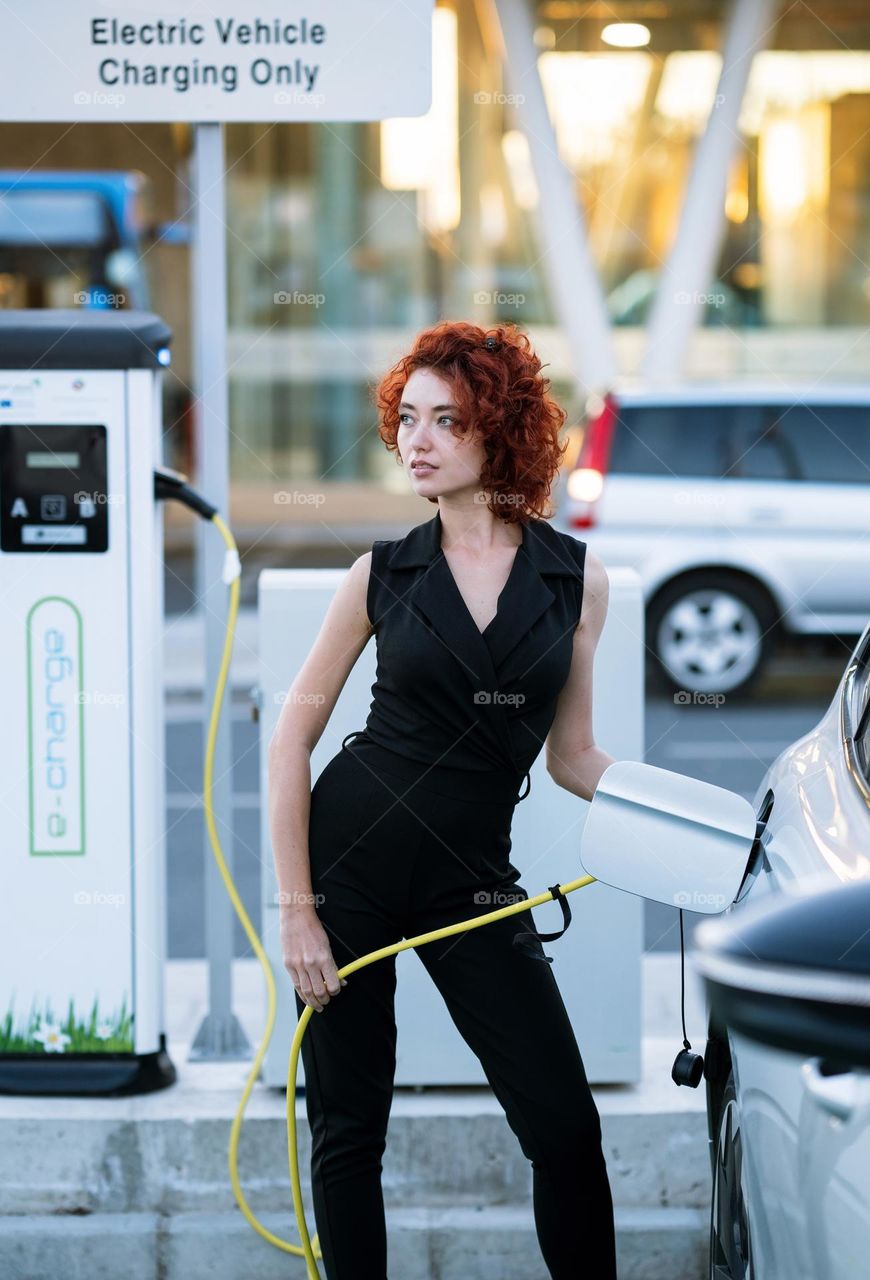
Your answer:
[267,550,374,913]
[544,549,615,802]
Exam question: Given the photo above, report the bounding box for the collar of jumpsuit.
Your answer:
[380,508,586,780]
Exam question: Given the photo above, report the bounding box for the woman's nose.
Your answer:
[409,419,433,445]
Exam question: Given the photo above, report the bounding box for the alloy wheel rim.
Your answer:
[710,1096,752,1280]
[660,590,762,693]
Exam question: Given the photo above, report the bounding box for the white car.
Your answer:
[694,620,870,1279]
[556,381,870,697]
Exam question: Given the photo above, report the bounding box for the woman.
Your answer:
[268,320,618,1279]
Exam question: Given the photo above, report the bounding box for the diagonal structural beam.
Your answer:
[488,0,619,394]
[642,0,781,380]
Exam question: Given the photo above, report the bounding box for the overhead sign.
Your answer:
[0,2,434,122]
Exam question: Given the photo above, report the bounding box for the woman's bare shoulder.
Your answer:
[577,548,609,636]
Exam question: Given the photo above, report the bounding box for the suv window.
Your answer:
[760,405,870,485]
[609,401,870,484]
[729,404,870,483]
[726,407,795,480]
[609,406,733,477]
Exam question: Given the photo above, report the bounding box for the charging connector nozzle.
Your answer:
[153,465,218,520]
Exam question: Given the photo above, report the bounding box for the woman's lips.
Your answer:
[412,464,437,474]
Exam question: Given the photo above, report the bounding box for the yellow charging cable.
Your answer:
[202,510,598,1278]
[203,511,323,1263]
[285,873,597,1279]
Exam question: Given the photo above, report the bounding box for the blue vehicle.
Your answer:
[0,169,194,472]
[0,169,188,311]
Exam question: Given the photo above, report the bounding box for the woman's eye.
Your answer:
[398,412,454,426]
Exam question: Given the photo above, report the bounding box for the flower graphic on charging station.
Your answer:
[33,1021,72,1053]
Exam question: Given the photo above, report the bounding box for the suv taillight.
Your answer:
[565,393,617,529]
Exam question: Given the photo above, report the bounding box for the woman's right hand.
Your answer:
[280,907,347,1013]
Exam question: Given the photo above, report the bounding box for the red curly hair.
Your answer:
[372,320,568,523]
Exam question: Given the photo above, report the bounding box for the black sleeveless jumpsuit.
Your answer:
[297,511,618,1280]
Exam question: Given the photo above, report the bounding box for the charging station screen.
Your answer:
[26,450,82,468]
[0,424,108,552]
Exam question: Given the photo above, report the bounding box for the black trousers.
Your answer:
[295,735,618,1279]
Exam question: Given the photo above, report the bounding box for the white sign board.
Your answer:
[0,2,434,122]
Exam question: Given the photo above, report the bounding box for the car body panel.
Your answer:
[703,634,870,1277]
[729,1032,870,1280]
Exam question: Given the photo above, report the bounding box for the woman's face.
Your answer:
[397,366,486,500]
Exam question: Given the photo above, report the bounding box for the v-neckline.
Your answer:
[436,514,526,639]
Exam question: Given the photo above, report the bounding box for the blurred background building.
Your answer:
[1,0,868,559]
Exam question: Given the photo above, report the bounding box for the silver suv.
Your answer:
[556,380,870,697]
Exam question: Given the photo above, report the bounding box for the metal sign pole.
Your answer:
[188,120,248,1060]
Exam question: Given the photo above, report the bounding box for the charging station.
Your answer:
[0,310,175,1096]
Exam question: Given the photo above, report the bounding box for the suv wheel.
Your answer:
[709,1069,753,1280]
[648,574,776,698]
